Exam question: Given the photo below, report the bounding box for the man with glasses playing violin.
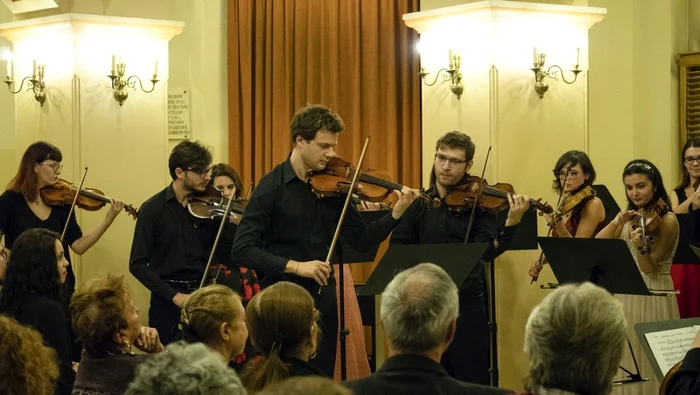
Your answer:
[129,140,236,344]
[231,104,420,378]
[390,131,530,386]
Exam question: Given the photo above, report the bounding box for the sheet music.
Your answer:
[645,325,700,376]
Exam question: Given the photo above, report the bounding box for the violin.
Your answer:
[188,184,247,225]
[659,360,682,395]
[631,198,669,255]
[308,157,439,207]
[41,178,138,219]
[559,185,596,216]
[443,175,555,214]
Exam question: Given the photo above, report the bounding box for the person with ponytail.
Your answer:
[179,284,248,365]
[242,281,323,393]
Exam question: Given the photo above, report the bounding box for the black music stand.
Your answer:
[358,243,489,296]
[538,237,652,385]
[634,318,700,381]
[592,184,621,225]
[674,213,700,263]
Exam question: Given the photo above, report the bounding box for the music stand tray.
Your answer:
[537,237,651,296]
[593,184,622,225]
[634,318,700,381]
[358,243,489,296]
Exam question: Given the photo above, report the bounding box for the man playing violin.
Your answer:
[390,131,530,385]
[130,141,236,344]
[231,104,420,377]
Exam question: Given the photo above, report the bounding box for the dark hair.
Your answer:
[429,131,475,187]
[70,274,132,355]
[242,282,320,393]
[168,140,213,180]
[0,229,62,317]
[290,104,344,144]
[551,150,597,194]
[622,159,671,210]
[7,142,62,202]
[676,138,700,189]
[209,164,244,199]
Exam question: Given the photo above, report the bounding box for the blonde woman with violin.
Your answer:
[0,141,125,299]
[670,138,700,319]
[529,150,605,279]
[596,159,680,395]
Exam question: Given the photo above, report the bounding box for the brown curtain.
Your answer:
[228,0,422,213]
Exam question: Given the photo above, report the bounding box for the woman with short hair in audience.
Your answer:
[69,273,164,395]
[180,284,248,363]
[0,228,74,395]
[242,281,323,393]
[0,314,60,395]
[257,377,351,395]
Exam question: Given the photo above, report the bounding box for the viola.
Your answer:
[188,184,247,225]
[631,198,669,255]
[443,175,555,214]
[41,178,138,219]
[308,157,439,208]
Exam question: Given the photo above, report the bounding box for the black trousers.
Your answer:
[441,291,490,385]
[149,293,182,345]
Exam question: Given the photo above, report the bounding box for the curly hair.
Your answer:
[0,228,62,317]
[180,284,243,347]
[124,341,246,395]
[290,104,344,143]
[70,273,133,355]
[0,314,59,395]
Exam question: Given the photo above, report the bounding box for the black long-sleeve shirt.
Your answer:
[129,183,235,301]
[390,184,517,295]
[667,348,700,395]
[231,158,399,310]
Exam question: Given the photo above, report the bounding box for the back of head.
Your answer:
[256,376,351,395]
[0,314,59,395]
[124,341,245,395]
[180,284,241,346]
[0,228,62,316]
[380,263,459,354]
[168,140,213,180]
[242,281,318,393]
[525,282,627,395]
[70,273,132,355]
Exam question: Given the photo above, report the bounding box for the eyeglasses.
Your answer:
[684,156,700,165]
[39,162,63,173]
[435,153,468,167]
[186,167,212,177]
[554,169,580,180]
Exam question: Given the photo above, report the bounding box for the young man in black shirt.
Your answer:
[130,140,234,343]
[231,104,419,377]
[390,131,530,385]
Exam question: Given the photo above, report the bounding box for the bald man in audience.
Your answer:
[345,263,509,395]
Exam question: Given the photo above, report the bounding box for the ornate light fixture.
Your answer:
[3,50,47,107]
[108,55,159,106]
[531,47,582,99]
[419,49,463,99]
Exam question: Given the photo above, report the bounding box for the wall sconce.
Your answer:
[419,49,463,99]
[108,55,159,106]
[3,50,47,107]
[530,47,582,98]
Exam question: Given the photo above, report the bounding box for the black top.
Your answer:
[667,348,700,395]
[344,354,509,395]
[231,158,399,309]
[8,294,75,395]
[129,183,235,301]
[0,190,83,293]
[675,187,690,208]
[390,183,517,294]
[287,357,326,377]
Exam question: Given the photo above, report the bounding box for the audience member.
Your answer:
[257,376,350,395]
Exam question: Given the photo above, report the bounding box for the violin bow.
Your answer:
[464,146,492,243]
[530,168,571,284]
[199,186,237,289]
[61,167,88,242]
[245,182,254,199]
[318,136,371,295]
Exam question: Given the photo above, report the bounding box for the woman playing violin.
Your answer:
[529,151,605,278]
[670,138,700,319]
[0,141,124,298]
[596,159,679,395]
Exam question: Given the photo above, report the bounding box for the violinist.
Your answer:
[670,138,700,319]
[596,160,679,395]
[528,150,605,279]
[231,104,420,378]
[0,141,125,298]
[390,131,530,385]
[129,141,236,344]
